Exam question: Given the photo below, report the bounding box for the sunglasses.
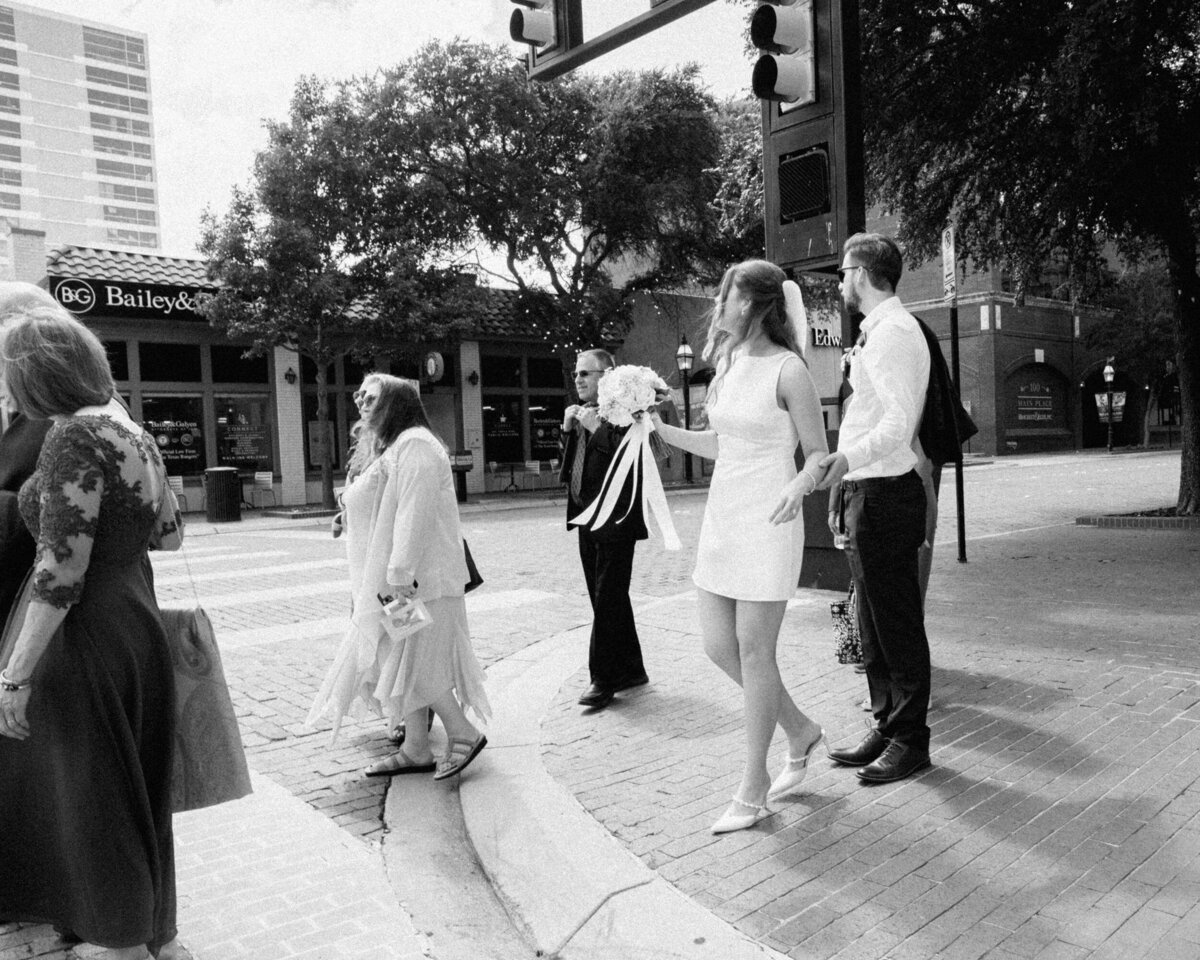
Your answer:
[837,265,866,282]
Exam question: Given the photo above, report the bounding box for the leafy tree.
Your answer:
[848,0,1200,512]
[351,40,728,364]
[200,77,477,507]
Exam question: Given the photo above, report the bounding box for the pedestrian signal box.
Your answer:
[752,0,863,275]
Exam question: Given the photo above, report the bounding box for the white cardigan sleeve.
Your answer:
[383,437,441,588]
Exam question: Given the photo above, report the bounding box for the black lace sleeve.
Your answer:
[30,420,104,608]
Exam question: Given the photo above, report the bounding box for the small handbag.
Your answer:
[463,538,484,593]
[161,606,253,813]
[831,581,863,665]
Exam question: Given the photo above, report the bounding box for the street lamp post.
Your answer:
[676,335,694,483]
[1103,357,1115,454]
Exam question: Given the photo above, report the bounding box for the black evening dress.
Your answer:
[0,414,182,950]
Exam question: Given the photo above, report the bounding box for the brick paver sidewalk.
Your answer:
[544,524,1200,959]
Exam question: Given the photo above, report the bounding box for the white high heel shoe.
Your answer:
[711,794,773,835]
[767,728,825,801]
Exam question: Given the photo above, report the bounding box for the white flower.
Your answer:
[596,365,667,427]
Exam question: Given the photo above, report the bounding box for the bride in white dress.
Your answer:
[651,259,828,834]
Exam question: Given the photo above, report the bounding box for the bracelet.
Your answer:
[0,669,31,692]
[798,470,817,495]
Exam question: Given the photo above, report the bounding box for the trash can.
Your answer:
[204,466,241,523]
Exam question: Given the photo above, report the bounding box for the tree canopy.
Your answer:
[350,39,733,358]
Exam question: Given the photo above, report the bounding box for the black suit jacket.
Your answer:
[915,317,978,467]
[0,412,52,625]
[560,420,647,542]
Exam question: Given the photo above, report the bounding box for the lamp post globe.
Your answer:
[676,336,694,483]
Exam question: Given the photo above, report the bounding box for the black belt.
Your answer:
[841,470,917,492]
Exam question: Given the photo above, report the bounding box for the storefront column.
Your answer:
[459,340,485,495]
[275,347,306,505]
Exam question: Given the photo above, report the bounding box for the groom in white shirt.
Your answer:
[817,233,933,784]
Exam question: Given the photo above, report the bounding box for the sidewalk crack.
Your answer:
[550,877,654,957]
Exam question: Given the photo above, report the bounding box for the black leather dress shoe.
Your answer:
[611,673,650,692]
[828,729,887,767]
[578,683,615,708]
[857,741,931,783]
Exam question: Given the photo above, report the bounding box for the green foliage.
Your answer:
[352,40,730,357]
[1085,262,1178,389]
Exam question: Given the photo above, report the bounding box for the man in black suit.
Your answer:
[0,282,60,626]
[560,349,649,710]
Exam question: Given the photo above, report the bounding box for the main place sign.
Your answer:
[51,277,212,322]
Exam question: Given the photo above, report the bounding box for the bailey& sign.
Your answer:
[51,277,212,322]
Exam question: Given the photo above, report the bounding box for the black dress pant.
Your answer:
[578,530,646,688]
[843,471,931,752]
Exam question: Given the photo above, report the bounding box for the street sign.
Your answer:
[942,226,956,300]
[1095,391,1126,423]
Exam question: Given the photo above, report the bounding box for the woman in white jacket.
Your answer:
[307,375,490,780]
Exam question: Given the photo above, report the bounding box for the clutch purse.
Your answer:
[831,582,863,665]
[379,595,433,642]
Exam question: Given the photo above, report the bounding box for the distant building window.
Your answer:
[103,204,156,226]
[96,158,153,181]
[82,27,146,70]
[106,227,157,248]
[0,191,18,210]
[90,112,150,138]
[0,48,15,67]
[93,135,151,160]
[100,181,154,204]
[0,168,19,186]
[0,94,17,115]
[0,118,17,138]
[0,71,17,92]
[87,89,149,116]
[0,9,13,44]
[0,142,18,163]
[85,65,147,93]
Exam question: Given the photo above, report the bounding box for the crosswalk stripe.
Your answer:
[153,557,348,588]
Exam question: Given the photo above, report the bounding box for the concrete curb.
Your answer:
[456,626,787,960]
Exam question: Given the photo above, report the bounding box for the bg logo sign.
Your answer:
[54,279,96,314]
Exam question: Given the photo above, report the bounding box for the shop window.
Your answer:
[482,355,521,389]
[528,395,566,461]
[211,344,268,383]
[139,341,200,382]
[343,354,373,389]
[215,395,273,472]
[103,340,128,381]
[301,354,334,386]
[141,395,206,477]
[303,392,341,471]
[482,395,524,464]
[528,356,566,389]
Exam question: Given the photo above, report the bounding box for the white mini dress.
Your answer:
[692,351,806,601]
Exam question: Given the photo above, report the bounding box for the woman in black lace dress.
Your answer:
[0,306,183,959]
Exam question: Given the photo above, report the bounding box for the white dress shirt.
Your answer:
[839,296,930,480]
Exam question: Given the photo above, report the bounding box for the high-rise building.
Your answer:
[0,1,159,279]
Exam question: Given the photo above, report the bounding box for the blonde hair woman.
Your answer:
[308,375,490,780]
[651,259,828,834]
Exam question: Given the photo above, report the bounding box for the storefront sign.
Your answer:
[146,419,203,472]
[218,422,272,471]
[51,277,211,322]
[1005,365,1068,433]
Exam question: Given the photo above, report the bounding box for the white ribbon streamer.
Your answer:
[569,417,681,551]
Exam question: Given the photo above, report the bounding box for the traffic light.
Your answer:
[750,0,816,106]
[509,0,556,50]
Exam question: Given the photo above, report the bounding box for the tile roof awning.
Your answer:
[45,245,215,289]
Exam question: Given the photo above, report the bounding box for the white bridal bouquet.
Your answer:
[597,365,669,426]
[570,365,681,550]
